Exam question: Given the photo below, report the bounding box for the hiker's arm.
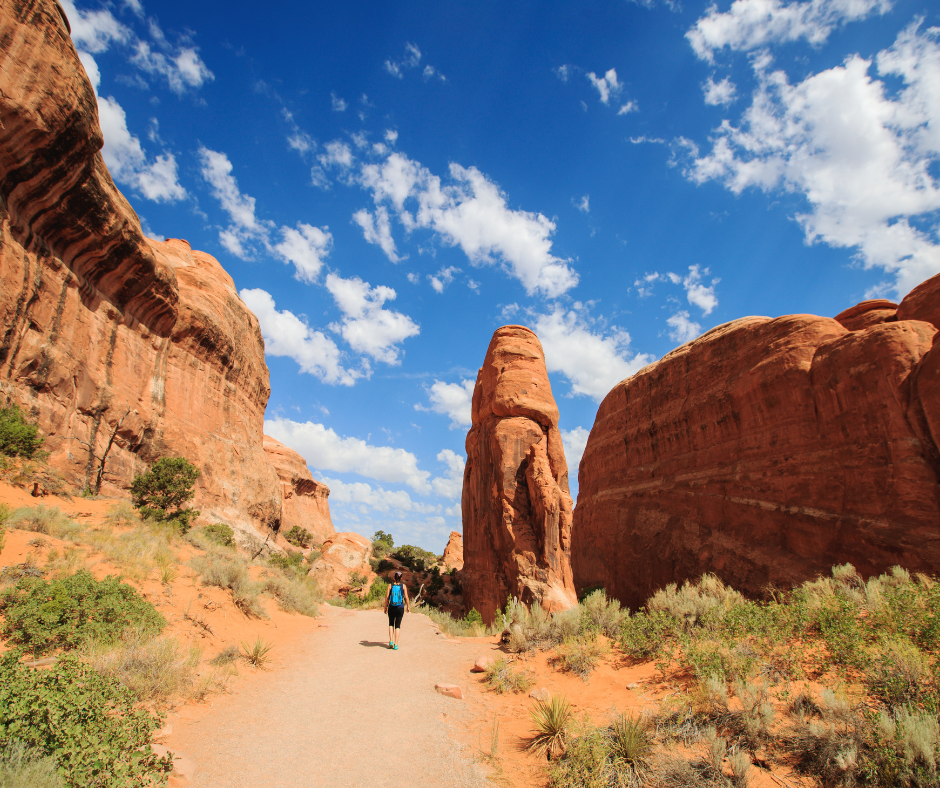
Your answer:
[404,584,411,612]
[383,584,390,612]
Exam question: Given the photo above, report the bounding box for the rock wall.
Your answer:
[572,275,940,609]
[462,326,577,624]
[309,532,375,598]
[0,0,330,537]
[263,435,334,545]
[442,531,463,571]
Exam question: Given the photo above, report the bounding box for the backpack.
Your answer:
[390,583,404,606]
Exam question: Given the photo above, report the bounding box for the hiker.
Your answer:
[383,571,411,649]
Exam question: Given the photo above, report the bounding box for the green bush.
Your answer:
[377,558,395,573]
[372,530,394,560]
[0,653,171,788]
[267,551,304,573]
[392,544,437,572]
[130,457,200,531]
[284,526,312,549]
[202,523,235,548]
[0,570,165,656]
[0,405,43,459]
[464,608,483,626]
[362,577,388,605]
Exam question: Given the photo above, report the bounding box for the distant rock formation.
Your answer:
[442,531,463,571]
[572,274,940,609]
[0,0,330,538]
[309,533,375,598]
[462,326,577,624]
[263,436,334,545]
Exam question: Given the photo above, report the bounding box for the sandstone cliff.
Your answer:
[0,0,329,538]
[263,435,334,545]
[572,275,940,608]
[462,326,577,624]
[442,531,463,571]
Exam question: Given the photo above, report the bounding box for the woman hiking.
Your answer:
[383,571,411,649]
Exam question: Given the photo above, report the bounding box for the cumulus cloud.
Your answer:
[534,304,654,401]
[554,64,573,82]
[667,310,703,343]
[667,265,719,315]
[634,271,661,298]
[687,0,891,62]
[575,195,590,213]
[265,417,431,493]
[331,92,347,111]
[239,289,364,386]
[273,224,332,283]
[97,97,186,201]
[617,101,639,115]
[703,76,738,106]
[431,449,465,499]
[319,140,354,170]
[131,40,214,94]
[428,266,460,292]
[562,427,590,473]
[352,206,400,262]
[687,22,940,296]
[384,42,443,81]
[325,273,420,364]
[360,152,578,297]
[59,0,130,53]
[586,68,622,104]
[416,379,475,428]
[321,478,440,514]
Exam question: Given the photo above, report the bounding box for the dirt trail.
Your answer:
[163,604,490,788]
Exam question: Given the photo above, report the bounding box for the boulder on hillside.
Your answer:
[462,326,577,624]
[572,273,940,608]
[442,531,464,571]
[309,532,375,598]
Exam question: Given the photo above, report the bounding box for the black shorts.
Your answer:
[388,605,404,628]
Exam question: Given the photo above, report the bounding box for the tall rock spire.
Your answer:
[461,325,577,624]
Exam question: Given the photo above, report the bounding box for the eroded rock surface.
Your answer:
[309,532,375,598]
[0,0,324,537]
[263,435,334,544]
[442,531,463,571]
[462,326,577,623]
[572,275,940,608]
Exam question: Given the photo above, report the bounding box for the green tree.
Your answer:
[130,457,200,531]
[373,530,394,549]
[0,405,43,458]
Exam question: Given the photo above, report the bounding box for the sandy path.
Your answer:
[164,604,490,788]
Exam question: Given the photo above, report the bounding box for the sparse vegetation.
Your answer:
[484,656,535,694]
[241,636,273,668]
[284,526,312,549]
[529,694,573,760]
[0,404,43,459]
[190,548,268,618]
[391,544,437,572]
[6,506,80,540]
[548,713,653,788]
[202,522,235,548]
[0,740,64,788]
[130,456,201,532]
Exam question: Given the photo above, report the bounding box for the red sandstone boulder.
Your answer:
[462,326,577,624]
[309,532,375,598]
[442,531,464,571]
[572,275,940,608]
[833,299,897,331]
[263,435,334,545]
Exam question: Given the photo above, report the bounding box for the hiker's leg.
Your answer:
[388,624,394,644]
[394,626,401,645]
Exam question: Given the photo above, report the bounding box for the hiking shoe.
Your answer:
[388,641,393,648]
[392,644,398,650]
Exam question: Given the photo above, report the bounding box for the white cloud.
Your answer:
[361,152,578,297]
[240,289,364,386]
[78,50,101,91]
[687,0,891,62]
[325,273,420,364]
[59,0,130,53]
[273,224,332,283]
[130,41,213,94]
[688,22,940,297]
[618,101,639,114]
[575,195,590,213]
[384,42,425,78]
[407,272,420,284]
[703,76,738,106]
[199,147,265,234]
[321,478,440,514]
[319,140,354,170]
[265,417,431,493]
[423,65,446,81]
[561,427,590,473]
[385,129,399,144]
[428,265,460,292]
[352,206,400,262]
[634,271,661,298]
[97,96,186,202]
[431,449,465,499]
[331,92,347,111]
[667,311,703,343]
[554,64,573,82]
[667,265,719,315]
[534,304,654,401]
[586,68,622,104]
[416,379,475,428]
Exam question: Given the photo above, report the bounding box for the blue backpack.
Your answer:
[390,583,404,606]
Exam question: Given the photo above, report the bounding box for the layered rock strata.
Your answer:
[572,275,940,609]
[462,326,577,623]
[0,0,330,537]
[309,533,375,598]
[263,436,334,545]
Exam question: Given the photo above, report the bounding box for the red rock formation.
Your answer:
[0,0,312,536]
[833,299,897,331]
[462,326,577,624]
[263,435,334,544]
[572,274,940,609]
[309,532,375,598]
[442,531,463,571]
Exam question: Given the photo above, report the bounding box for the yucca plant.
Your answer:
[608,713,652,775]
[529,694,573,760]
[240,636,273,668]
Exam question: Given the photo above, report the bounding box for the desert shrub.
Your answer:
[267,550,304,574]
[392,544,436,572]
[0,740,63,788]
[362,577,388,605]
[547,725,610,787]
[555,635,609,680]
[241,636,273,668]
[0,502,13,526]
[484,657,534,694]
[84,523,177,584]
[0,570,164,656]
[580,588,627,637]
[190,551,267,618]
[873,706,940,786]
[529,695,573,760]
[261,573,320,617]
[867,637,932,708]
[284,526,312,549]
[210,645,240,666]
[130,457,200,532]
[376,558,395,573]
[102,502,139,528]
[0,405,43,459]
[464,607,483,626]
[6,506,80,541]
[619,609,675,661]
[202,523,235,548]
[372,530,394,560]
[0,653,170,788]
[84,631,200,705]
[417,604,493,637]
[348,571,368,588]
[647,574,745,631]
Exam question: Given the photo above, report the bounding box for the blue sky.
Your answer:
[63,0,940,552]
